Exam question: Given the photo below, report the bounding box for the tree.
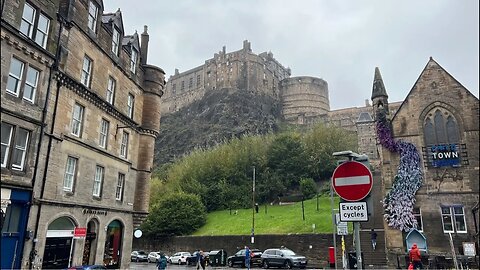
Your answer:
[300,178,317,199]
[142,193,206,236]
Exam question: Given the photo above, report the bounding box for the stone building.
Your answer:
[1,0,165,269]
[372,58,479,267]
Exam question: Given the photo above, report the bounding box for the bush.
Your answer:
[300,178,317,199]
[142,193,206,236]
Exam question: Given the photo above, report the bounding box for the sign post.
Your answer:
[332,153,373,270]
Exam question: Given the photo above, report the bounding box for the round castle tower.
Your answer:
[280,76,330,124]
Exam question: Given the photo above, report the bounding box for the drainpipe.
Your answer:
[29,12,64,269]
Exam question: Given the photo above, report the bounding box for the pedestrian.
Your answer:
[199,250,206,270]
[409,243,423,269]
[370,228,378,250]
[157,253,167,270]
[245,246,251,270]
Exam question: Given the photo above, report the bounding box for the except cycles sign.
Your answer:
[332,161,373,202]
[339,202,368,222]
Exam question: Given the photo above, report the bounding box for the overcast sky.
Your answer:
[104,0,479,110]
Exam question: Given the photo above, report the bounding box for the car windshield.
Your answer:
[138,251,147,255]
[282,250,296,256]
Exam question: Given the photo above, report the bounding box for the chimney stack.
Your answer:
[140,25,149,65]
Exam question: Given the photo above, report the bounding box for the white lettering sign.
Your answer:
[339,202,368,222]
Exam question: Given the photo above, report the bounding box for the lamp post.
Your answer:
[251,166,255,244]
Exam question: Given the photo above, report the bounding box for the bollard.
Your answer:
[329,246,335,268]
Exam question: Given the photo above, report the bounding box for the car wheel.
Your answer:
[285,260,292,269]
[228,260,234,267]
[178,260,182,265]
[136,257,139,263]
[263,260,269,269]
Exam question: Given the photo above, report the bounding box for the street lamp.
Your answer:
[251,166,255,244]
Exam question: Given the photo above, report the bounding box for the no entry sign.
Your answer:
[332,161,373,201]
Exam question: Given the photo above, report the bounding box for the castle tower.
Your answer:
[371,67,389,117]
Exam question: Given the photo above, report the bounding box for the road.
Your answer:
[129,262,320,270]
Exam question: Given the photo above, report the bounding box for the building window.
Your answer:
[115,173,125,201]
[189,78,193,88]
[99,118,109,149]
[413,207,423,231]
[106,77,116,104]
[63,156,77,192]
[93,165,104,197]
[120,132,129,158]
[441,206,467,233]
[181,81,185,90]
[71,103,85,137]
[197,75,201,86]
[87,1,98,32]
[112,27,120,55]
[130,48,137,73]
[424,109,460,145]
[81,55,93,87]
[20,2,50,49]
[6,57,40,103]
[1,123,30,171]
[127,94,134,119]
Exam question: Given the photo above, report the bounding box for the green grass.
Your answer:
[193,196,341,236]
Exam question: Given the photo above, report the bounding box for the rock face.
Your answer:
[154,88,282,166]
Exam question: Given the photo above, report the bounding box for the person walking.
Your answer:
[409,243,423,269]
[157,253,167,270]
[199,250,206,270]
[370,228,378,250]
[245,246,251,270]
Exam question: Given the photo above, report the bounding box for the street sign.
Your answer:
[332,161,373,202]
[339,202,368,222]
[336,214,349,235]
[73,227,87,238]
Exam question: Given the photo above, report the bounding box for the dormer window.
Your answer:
[112,27,120,55]
[130,48,137,73]
[87,1,98,32]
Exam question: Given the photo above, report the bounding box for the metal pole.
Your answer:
[354,222,363,270]
[330,183,337,270]
[251,166,255,244]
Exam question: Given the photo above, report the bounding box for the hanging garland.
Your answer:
[376,107,423,232]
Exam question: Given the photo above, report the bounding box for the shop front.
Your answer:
[103,220,123,269]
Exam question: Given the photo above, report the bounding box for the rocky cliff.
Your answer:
[154,88,282,166]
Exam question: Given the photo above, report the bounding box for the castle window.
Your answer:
[63,156,78,192]
[20,2,50,49]
[196,75,201,86]
[172,84,176,94]
[181,81,185,90]
[112,27,120,56]
[115,173,125,201]
[189,78,193,88]
[130,48,138,73]
[106,77,116,104]
[1,123,30,171]
[127,94,134,119]
[6,57,40,103]
[87,1,98,32]
[71,103,85,137]
[441,205,466,233]
[120,132,129,158]
[99,118,109,149]
[93,165,104,197]
[81,55,93,87]
[423,109,459,145]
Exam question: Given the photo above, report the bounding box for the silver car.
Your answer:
[168,252,191,265]
[131,250,148,262]
[148,251,169,263]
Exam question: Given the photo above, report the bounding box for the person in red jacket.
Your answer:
[409,243,423,269]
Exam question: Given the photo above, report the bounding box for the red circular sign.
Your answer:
[332,161,373,201]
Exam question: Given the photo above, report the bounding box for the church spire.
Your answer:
[371,67,388,100]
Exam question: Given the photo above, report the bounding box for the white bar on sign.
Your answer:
[335,175,369,186]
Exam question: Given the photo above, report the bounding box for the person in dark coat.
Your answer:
[370,228,378,250]
[157,253,167,270]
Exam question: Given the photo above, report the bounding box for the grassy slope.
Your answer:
[193,196,341,236]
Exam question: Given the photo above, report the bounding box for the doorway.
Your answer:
[82,220,98,265]
[42,216,76,269]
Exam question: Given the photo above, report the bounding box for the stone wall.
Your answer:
[133,234,353,268]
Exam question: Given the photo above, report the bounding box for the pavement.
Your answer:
[129,262,325,270]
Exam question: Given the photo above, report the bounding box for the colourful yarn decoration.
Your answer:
[376,107,423,232]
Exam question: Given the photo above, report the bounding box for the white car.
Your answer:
[148,251,169,263]
[168,252,191,265]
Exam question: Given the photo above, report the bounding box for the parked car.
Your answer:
[67,265,106,270]
[168,252,191,265]
[186,251,210,265]
[148,251,169,263]
[227,248,262,267]
[131,250,148,262]
[261,248,307,269]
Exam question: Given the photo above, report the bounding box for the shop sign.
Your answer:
[82,208,107,215]
[74,227,87,238]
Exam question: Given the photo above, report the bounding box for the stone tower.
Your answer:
[371,67,389,117]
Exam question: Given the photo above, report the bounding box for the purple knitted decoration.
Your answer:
[376,108,423,232]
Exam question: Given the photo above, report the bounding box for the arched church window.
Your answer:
[424,108,460,145]
[434,110,446,143]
